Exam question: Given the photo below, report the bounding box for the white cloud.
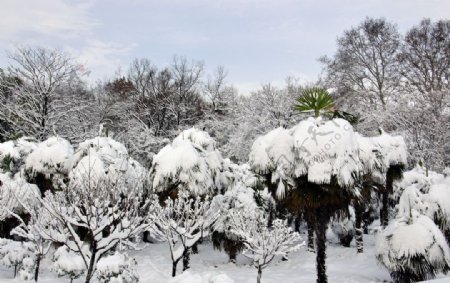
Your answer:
[0,0,94,42]
[68,40,137,82]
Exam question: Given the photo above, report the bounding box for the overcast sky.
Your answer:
[0,0,448,94]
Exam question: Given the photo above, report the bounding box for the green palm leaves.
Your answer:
[294,87,335,118]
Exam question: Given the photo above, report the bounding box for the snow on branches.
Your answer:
[153,195,219,277]
[228,209,304,283]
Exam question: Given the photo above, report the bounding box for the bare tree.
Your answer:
[321,18,401,109]
[397,19,450,113]
[0,47,92,143]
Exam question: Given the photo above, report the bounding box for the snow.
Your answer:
[370,131,408,169]
[169,270,235,283]
[0,173,40,220]
[1,233,446,283]
[53,246,86,280]
[150,128,224,196]
[25,136,74,176]
[70,136,147,187]
[376,214,450,277]
[0,137,37,163]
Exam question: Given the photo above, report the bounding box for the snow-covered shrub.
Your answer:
[330,207,355,247]
[376,186,450,283]
[0,173,40,221]
[53,246,86,282]
[229,209,303,283]
[25,136,74,177]
[0,238,33,278]
[96,252,139,283]
[18,257,35,280]
[212,182,259,262]
[0,137,37,174]
[24,136,74,192]
[149,128,225,197]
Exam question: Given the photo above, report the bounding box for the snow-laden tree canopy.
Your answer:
[150,128,226,196]
[370,131,408,170]
[70,136,146,187]
[249,117,408,198]
[25,136,74,178]
[290,117,363,187]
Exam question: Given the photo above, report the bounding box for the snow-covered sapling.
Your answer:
[153,195,219,277]
[229,209,303,283]
[0,238,33,278]
[96,252,139,283]
[35,168,153,283]
[53,246,86,283]
[9,200,52,282]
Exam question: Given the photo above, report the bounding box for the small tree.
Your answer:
[153,195,219,277]
[33,172,153,283]
[9,201,52,282]
[229,209,303,283]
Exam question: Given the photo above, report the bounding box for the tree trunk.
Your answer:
[182,248,190,271]
[355,204,364,253]
[85,251,97,283]
[172,260,179,277]
[306,213,315,252]
[192,242,199,254]
[315,209,328,283]
[14,264,17,278]
[34,255,41,282]
[257,266,262,283]
[381,192,389,228]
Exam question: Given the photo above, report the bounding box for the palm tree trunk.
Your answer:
[355,204,364,253]
[306,217,314,253]
[315,209,329,283]
[381,192,389,228]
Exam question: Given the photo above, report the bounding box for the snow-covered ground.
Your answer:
[1,232,444,283]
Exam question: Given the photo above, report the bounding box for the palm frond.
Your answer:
[294,87,335,118]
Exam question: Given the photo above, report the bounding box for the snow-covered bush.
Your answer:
[96,252,139,283]
[376,186,450,283]
[229,209,303,283]
[53,246,86,282]
[0,238,33,278]
[0,137,37,174]
[149,128,225,197]
[0,173,40,222]
[24,136,74,193]
[212,182,259,263]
